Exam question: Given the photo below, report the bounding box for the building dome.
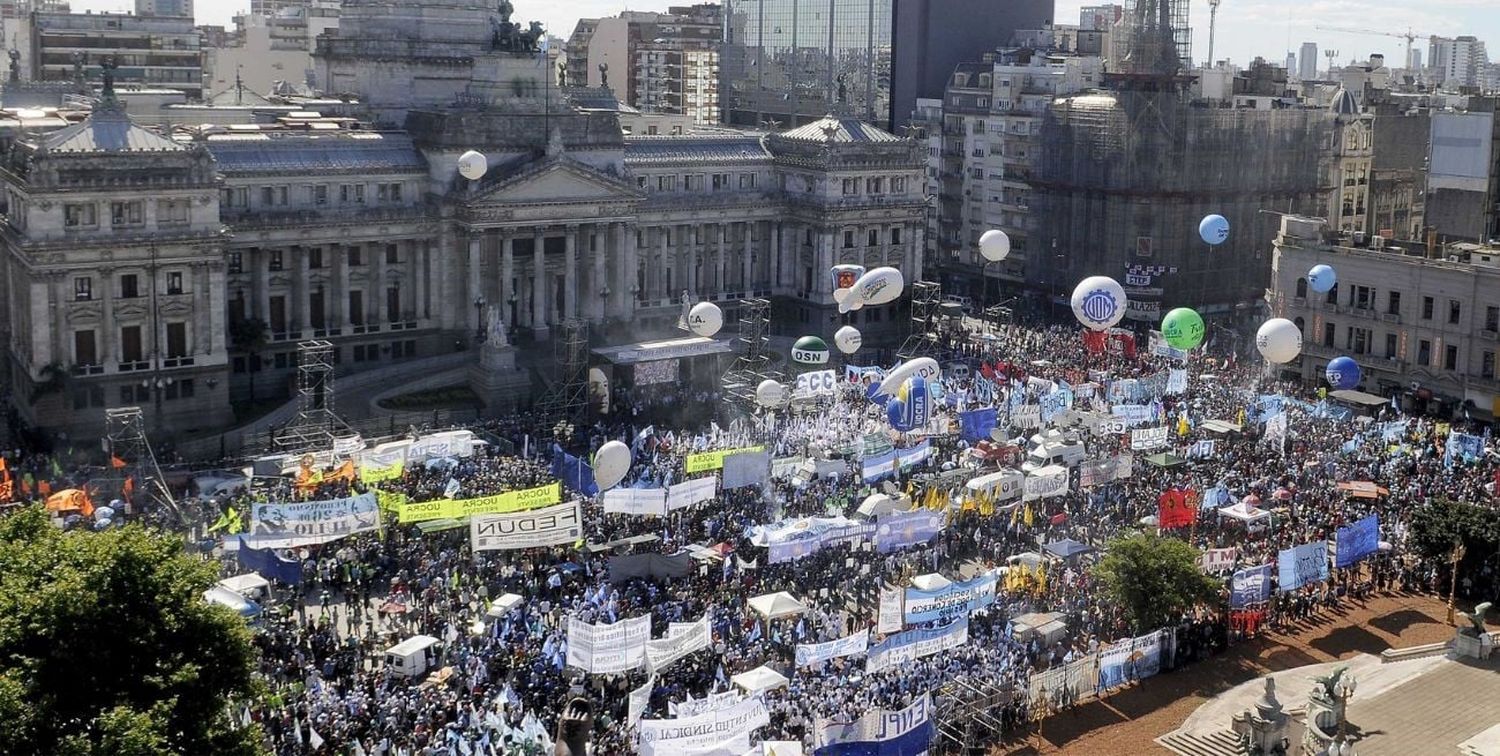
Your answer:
[1329,87,1358,115]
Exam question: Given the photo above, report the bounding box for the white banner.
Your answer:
[793,369,838,398]
[470,500,582,551]
[877,587,905,634]
[814,694,931,750]
[603,487,668,517]
[1130,426,1169,450]
[795,629,869,667]
[866,618,968,674]
[638,696,770,756]
[1011,405,1041,429]
[1023,468,1069,501]
[667,476,718,512]
[566,614,651,674]
[406,430,475,461]
[645,615,711,672]
[1201,547,1238,573]
[332,434,365,458]
[243,493,380,549]
[629,675,656,728]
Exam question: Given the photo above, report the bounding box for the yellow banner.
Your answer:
[361,461,405,483]
[683,445,765,474]
[375,489,409,513]
[396,482,562,523]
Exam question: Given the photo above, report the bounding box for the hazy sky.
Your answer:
[76,0,1496,73]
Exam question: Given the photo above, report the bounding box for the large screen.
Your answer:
[634,359,679,385]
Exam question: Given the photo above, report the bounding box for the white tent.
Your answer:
[731,665,789,694]
[1006,551,1046,568]
[204,585,260,617]
[910,573,952,591]
[856,493,910,518]
[748,592,808,621]
[217,573,270,598]
[1217,501,1272,525]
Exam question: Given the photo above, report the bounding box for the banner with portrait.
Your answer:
[244,492,380,549]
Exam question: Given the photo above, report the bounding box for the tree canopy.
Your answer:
[0,506,264,756]
[1093,533,1222,633]
[1408,497,1500,592]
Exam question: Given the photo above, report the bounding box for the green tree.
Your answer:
[229,317,269,402]
[1408,498,1500,592]
[0,506,264,756]
[1094,533,1222,633]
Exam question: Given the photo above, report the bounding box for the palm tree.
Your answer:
[229,317,268,400]
[30,361,70,404]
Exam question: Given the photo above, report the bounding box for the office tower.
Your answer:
[1299,41,1318,80]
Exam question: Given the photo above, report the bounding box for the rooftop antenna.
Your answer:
[1206,0,1222,67]
[234,65,243,106]
[1323,48,1339,78]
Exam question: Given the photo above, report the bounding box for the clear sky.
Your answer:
[75,0,1496,73]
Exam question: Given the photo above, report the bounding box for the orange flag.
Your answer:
[110,455,127,469]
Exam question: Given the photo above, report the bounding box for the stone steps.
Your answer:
[1379,640,1451,664]
[1155,729,1250,756]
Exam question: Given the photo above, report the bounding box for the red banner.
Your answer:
[1157,488,1195,529]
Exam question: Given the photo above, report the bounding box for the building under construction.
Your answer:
[1031,0,1334,323]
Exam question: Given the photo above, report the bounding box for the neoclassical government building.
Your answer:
[0,0,926,437]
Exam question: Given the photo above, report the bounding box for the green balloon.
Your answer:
[1161,307,1205,350]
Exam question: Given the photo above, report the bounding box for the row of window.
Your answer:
[64,199,191,229]
[231,340,418,374]
[221,182,406,210]
[73,270,186,301]
[1311,320,1497,378]
[226,244,401,273]
[843,227,904,248]
[231,287,406,332]
[839,176,909,196]
[72,323,190,367]
[640,173,757,193]
[1295,279,1500,330]
[71,379,198,411]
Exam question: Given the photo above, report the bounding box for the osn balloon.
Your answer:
[875,357,940,397]
[834,325,863,354]
[592,440,632,491]
[1199,214,1229,245]
[1161,307,1205,350]
[1070,276,1127,332]
[458,150,488,181]
[687,301,723,337]
[1255,318,1302,364]
[1307,264,1337,294]
[839,266,905,313]
[791,335,830,364]
[755,379,789,407]
[1325,356,1361,390]
[979,229,1011,262]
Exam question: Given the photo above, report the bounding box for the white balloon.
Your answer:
[755,379,789,407]
[1255,318,1303,364]
[979,229,1011,262]
[834,325,863,354]
[457,150,488,181]
[874,357,941,397]
[839,266,905,314]
[688,302,723,337]
[592,440,632,491]
[1069,275,1127,332]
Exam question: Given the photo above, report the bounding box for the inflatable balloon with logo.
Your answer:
[839,266,905,314]
[1199,214,1229,245]
[1325,356,1361,390]
[687,302,723,337]
[1307,264,1337,294]
[834,325,863,354]
[791,336,830,365]
[1070,276,1127,332]
[1255,318,1302,364]
[1161,307,1205,350]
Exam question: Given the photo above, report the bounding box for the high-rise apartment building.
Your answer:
[136,0,192,17]
[26,10,203,99]
[1434,36,1489,89]
[1079,4,1121,31]
[1299,42,1318,81]
[565,6,722,125]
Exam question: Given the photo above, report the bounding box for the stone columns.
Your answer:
[714,224,726,296]
[467,234,482,331]
[207,264,225,355]
[293,247,308,335]
[771,222,784,292]
[412,240,427,323]
[501,231,515,326]
[655,226,669,301]
[374,244,389,325]
[330,244,347,331]
[623,223,638,316]
[591,225,607,323]
[741,222,754,295]
[100,268,116,365]
[532,227,548,338]
[564,224,578,320]
[817,228,834,297]
[612,222,630,318]
[194,263,211,353]
[30,280,51,368]
[685,224,699,297]
[910,221,925,282]
[256,249,271,328]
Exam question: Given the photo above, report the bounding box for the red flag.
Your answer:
[1158,488,1195,529]
[1082,331,1107,354]
[110,455,127,469]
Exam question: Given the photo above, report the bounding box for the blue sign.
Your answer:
[959,407,998,443]
[1334,515,1379,569]
[903,573,998,624]
[814,694,933,756]
[874,511,945,553]
[1277,541,1329,593]
[1230,564,1272,607]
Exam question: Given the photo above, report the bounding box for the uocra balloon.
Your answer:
[1198,214,1230,245]
[687,301,724,337]
[458,150,488,181]
[1161,307,1205,350]
[1255,318,1303,364]
[839,266,905,313]
[978,229,1012,262]
[887,398,911,432]
[1325,356,1361,390]
[834,325,863,354]
[755,379,789,407]
[1307,264,1337,294]
[875,357,941,397]
[592,440,632,492]
[1070,276,1127,332]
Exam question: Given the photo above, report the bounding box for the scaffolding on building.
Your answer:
[274,339,349,453]
[104,407,176,522]
[536,318,590,420]
[720,298,779,407]
[929,677,1019,753]
[896,281,944,362]
[1110,0,1191,82]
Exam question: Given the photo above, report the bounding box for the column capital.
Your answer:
[565,223,581,233]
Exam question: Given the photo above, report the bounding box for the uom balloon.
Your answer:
[1070,276,1127,332]
[1325,356,1361,390]
[1161,307,1205,350]
[830,264,865,305]
[874,357,940,397]
[839,266,905,314]
[834,325,863,354]
[1255,318,1302,364]
[687,301,723,337]
[592,440,632,491]
[1199,214,1229,245]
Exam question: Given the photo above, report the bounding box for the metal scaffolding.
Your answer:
[275,339,348,453]
[930,678,1019,753]
[896,281,944,362]
[536,318,590,420]
[720,298,779,408]
[104,407,175,522]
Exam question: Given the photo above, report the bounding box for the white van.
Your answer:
[965,469,1024,503]
[386,635,443,678]
[1021,439,1087,473]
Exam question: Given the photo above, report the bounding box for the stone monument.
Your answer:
[1454,601,1494,659]
[1231,677,1291,754]
[469,304,529,410]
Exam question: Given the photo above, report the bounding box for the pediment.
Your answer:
[469,158,642,206]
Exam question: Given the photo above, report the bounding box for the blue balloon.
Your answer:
[1198,214,1230,245]
[1326,356,1361,390]
[1307,264,1337,294]
[906,376,930,430]
[887,398,912,432]
[866,382,891,407]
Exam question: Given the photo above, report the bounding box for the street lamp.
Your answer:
[473,296,486,343]
[142,376,174,421]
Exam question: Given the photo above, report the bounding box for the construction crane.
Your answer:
[1314,26,1434,69]
[1206,0,1223,67]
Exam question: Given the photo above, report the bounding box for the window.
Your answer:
[739,174,756,189]
[1484,351,1495,380]
[166,271,183,295]
[1322,322,1335,347]
[1418,339,1431,366]
[166,322,187,358]
[273,186,288,205]
[228,252,243,274]
[74,330,97,366]
[348,246,363,266]
[121,325,143,364]
[865,177,884,194]
[711,173,730,191]
[385,245,399,264]
[110,201,143,226]
[868,229,879,247]
[387,183,402,202]
[74,277,92,301]
[1295,278,1308,299]
[71,386,103,410]
[843,230,854,249]
[119,274,139,299]
[274,352,289,369]
[1346,326,1369,355]
[64,203,96,227]
[1353,285,1373,310]
[308,248,323,269]
[891,227,903,245]
[120,385,149,404]
[1325,285,1338,304]
[349,291,364,325]
[842,178,858,195]
[891,177,907,193]
[637,176,648,189]
[1385,333,1397,359]
[657,175,677,191]
[1422,296,1434,319]
[309,289,325,330]
[1444,344,1458,370]
[1487,306,1500,332]
[387,287,400,323]
[261,186,275,206]
[340,184,365,204]
[1388,291,1401,315]
[269,296,287,334]
[1448,299,1461,325]
[269,250,283,272]
[684,175,703,191]
[313,185,328,205]
[157,198,189,225]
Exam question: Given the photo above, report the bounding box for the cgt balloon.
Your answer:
[834,325,863,354]
[839,266,905,313]
[756,379,789,408]
[592,440,632,492]
[1307,264,1337,294]
[1255,318,1302,364]
[1161,307,1205,351]
[1070,276,1127,332]
[1325,356,1361,390]
[875,357,940,397]
[1198,214,1229,245]
[687,302,723,337]
[979,229,1011,262]
[458,150,488,181]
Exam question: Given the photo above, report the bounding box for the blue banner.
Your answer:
[1246,395,1285,424]
[1230,564,1272,607]
[1445,432,1485,467]
[896,440,933,470]
[903,573,998,624]
[1098,631,1162,691]
[959,407,998,443]
[874,511,945,553]
[814,694,933,756]
[1277,541,1329,592]
[236,537,303,584]
[862,450,898,483]
[1334,515,1379,568]
[550,444,598,497]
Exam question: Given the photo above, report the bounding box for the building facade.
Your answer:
[26,10,203,99]
[1325,88,1373,235]
[136,0,193,17]
[1299,42,1318,81]
[565,6,722,126]
[1268,214,1500,420]
[1425,99,1500,244]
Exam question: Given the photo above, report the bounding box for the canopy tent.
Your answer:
[748,592,808,621]
[1337,481,1390,499]
[592,336,734,365]
[45,488,95,518]
[1144,452,1187,468]
[486,593,524,618]
[732,665,789,694]
[1329,389,1388,407]
[1043,539,1093,560]
[204,585,261,618]
[857,493,911,518]
[1006,551,1045,568]
[910,573,952,591]
[1010,611,1069,645]
[1217,501,1272,524]
[1200,419,1244,435]
[217,573,270,598]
